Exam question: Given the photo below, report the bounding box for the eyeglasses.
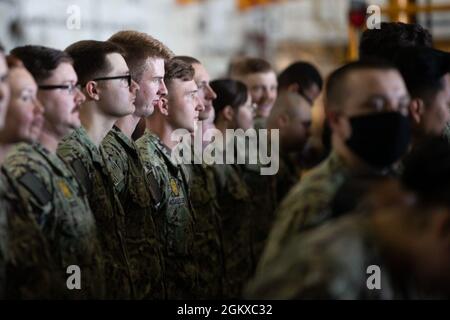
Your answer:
[91,74,132,87]
[298,89,314,106]
[39,83,81,95]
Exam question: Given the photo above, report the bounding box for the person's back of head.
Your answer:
[210,79,248,122]
[394,46,450,138]
[210,78,252,131]
[267,91,312,152]
[394,46,450,102]
[402,136,450,207]
[359,22,432,62]
[277,61,323,105]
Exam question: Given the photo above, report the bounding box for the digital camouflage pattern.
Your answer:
[275,152,301,204]
[258,151,350,271]
[58,126,133,299]
[102,126,166,299]
[0,171,63,299]
[211,162,254,298]
[240,160,277,269]
[246,214,419,299]
[136,130,198,299]
[185,144,225,299]
[2,142,103,299]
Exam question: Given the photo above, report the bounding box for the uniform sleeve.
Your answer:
[246,230,358,300]
[2,156,54,225]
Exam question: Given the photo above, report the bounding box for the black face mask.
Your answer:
[345,112,411,169]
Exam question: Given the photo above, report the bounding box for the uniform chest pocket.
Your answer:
[190,179,211,206]
[227,175,250,201]
[129,174,150,208]
[165,206,194,257]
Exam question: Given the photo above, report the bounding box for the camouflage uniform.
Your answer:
[58,126,133,299]
[2,142,103,299]
[0,170,63,299]
[240,160,277,269]
[275,152,301,204]
[258,151,350,271]
[184,145,225,299]
[245,214,422,299]
[102,126,166,299]
[211,161,254,298]
[136,130,198,299]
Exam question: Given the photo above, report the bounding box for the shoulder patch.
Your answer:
[18,172,52,206]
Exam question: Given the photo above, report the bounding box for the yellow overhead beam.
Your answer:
[237,0,286,11]
[381,3,450,15]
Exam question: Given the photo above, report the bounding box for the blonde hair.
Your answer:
[108,30,174,81]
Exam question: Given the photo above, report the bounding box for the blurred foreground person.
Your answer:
[260,60,411,270]
[246,142,450,299]
[5,45,103,299]
[0,52,61,299]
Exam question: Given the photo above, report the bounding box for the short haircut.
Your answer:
[176,55,201,66]
[229,56,273,78]
[108,30,173,81]
[393,46,450,104]
[10,45,72,83]
[65,40,124,85]
[359,22,432,61]
[278,61,323,91]
[210,79,248,121]
[402,136,450,207]
[325,59,397,111]
[164,57,194,86]
[6,55,24,69]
